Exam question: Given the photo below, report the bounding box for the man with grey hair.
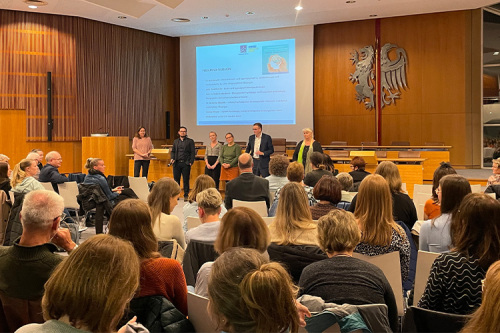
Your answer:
[185,188,222,245]
[26,152,42,180]
[224,153,270,210]
[39,151,68,192]
[28,149,44,171]
[0,190,76,330]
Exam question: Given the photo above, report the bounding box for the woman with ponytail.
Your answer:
[208,248,302,333]
[11,159,44,193]
[304,152,333,187]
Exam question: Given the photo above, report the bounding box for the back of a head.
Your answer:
[461,260,500,333]
[317,210,360,254]
[351,156,366,170]
[375,161,402,193]
[0,154,9,163]
[287,162,304,182]
[215,207,270,254]
[108,199,159,259]
[238,153,253,170]
[322,154,335,172]
[42,234,140,333]
[10,159,34,188]
[26,152,39,161]
[196,187,222,215]
[208,248,299,333]
[20,190,64,230]
[336,172,353,192]
[450,193,500,269]
[188,174,215,203]
[0,162,9,180]
[313,175,342,204]
[148,177,181,219]
[275,182,313,245]
[355,174,397,246]
[431,162,457,200]
[309,152,325,170]
[269,155,289,177]
[84,157,102,171]
[439,174,471,215]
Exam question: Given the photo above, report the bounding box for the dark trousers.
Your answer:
[173,161,191,197]
[205,156,221,189]
[134,160,150,178]
[252,158,270,177]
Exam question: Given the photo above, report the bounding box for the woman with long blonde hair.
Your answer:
[354,174,411,283]
[147,177,185,248]
[11,159,43,193]
[269,182,317,246]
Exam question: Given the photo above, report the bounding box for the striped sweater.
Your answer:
[417,252,486,314]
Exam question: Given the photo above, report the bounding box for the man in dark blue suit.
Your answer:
[245,122,274,177]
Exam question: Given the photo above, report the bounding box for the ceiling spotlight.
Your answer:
[246,11,254,15]
[295,5,303,10]
[494,51,500,56]
[28,5,37,8]
[118,16,127,19]
[369,14,377,17]
[201,16,209,20]
[171,18,191,22]
[346,0,356,3]
[24,0,48,7]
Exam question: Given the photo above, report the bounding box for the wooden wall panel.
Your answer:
[0,9,180,143]
[314,21,377,145]
[314,10,481,168]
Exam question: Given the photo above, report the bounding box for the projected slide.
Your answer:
[196,39,295,125]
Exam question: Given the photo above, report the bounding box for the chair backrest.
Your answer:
[375,151,387,158]
[391,141,410,146]
[413,192,431,221]
[261,216,274,225]
[353,251,404,316]
[486,192,496,198]
[233,199,268,217]
[398,151,421,158]
[128,176,150,202]
[413,250,440,305]
[182,241,218,286]
[329,150,349,158]
[272,138,287,155]
[413,184,432,195]
[470,184,481,193]
[0,290,44,332]
[40,182,55,191]
[402,306,469,333]
[158,239,185,263]
[8,191,15,205]
[361,141,378,146]
[424,141,445,146]
[187,292,218,333]
[330,141,348,146]
[57,182,80,210]
[286,141,297,147]
[187,216,201,230]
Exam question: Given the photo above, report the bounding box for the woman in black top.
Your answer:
[292,128,323,174]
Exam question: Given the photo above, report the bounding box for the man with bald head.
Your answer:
[39,151,69,192]
[224,153,270,210]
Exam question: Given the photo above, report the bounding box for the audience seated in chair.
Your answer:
[298,209,398,332]
[108,199,188,315]
[148,177,185,248]
[0,162,11,197]
[424,162,457,220]
[265,155,290,192]
[182,175,226,233]
[10,159,44,194]
[418,193,500,315]
[38,151,69,192]
[303,152,333,188]
[0,190,77,332]
[185,188,223,245]
[269,162,317,216]
[194,207,270,297]
[336,172,354,204]
[348,156,370,191]
[309,175,342,220]
[15,234,147,333]
[208,248,302,333]
[352,174,411,285]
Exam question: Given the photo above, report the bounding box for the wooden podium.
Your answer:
[82,136,129,175]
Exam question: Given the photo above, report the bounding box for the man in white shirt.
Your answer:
[185,188,222,244]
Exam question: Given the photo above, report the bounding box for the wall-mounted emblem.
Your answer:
[349,43,408,109]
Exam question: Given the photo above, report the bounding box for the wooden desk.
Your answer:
[332,157,425,198]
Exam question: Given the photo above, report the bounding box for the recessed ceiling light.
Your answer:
[369,14,377,17]
[118,16,127,19]
[295,5,303,11]
[246,11,254,15]
[24,0,48,7]
[171,18,191,23]
[494,51,500,56]
[346,0,356,3]
[28,5,37,8]
[201,16,209,20]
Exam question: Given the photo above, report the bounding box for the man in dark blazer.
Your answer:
[170,126,195,200]
[245,122,274,177]
[224,153,270,210]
